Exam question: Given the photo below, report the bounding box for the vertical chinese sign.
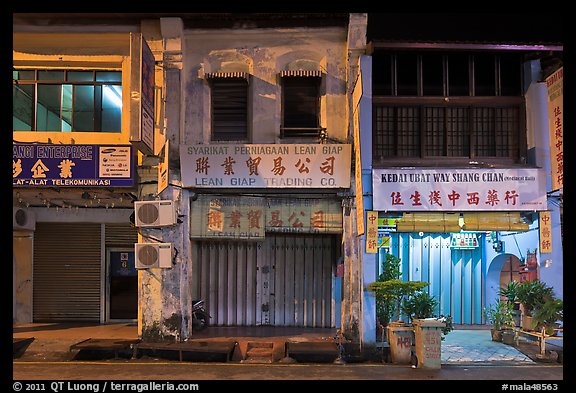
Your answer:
[546,67,563,191]
[539,210,552,253]
[365,211,378,253]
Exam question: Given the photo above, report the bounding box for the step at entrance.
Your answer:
[242,342,275,364]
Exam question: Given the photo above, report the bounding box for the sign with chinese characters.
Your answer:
[539,210,552,253]
[372,168,546,211]
[365,211,378,253]
[180,144,351,189]
[546,67,563,191]
[264,198,342,234]
[13,144,134,187]
[190,195,343,240]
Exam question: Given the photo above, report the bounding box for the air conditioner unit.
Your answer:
[13,207,35,231]
[134,200,177,227]
[135,242,173,269]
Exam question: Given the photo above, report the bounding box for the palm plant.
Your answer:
[532,298,563,335]
[483,301,515,331]
[499,280,521,309]
[516,280,554,316]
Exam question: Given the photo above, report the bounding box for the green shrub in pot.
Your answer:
[532,298,563,336]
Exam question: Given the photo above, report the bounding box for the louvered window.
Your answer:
[209,78,248,141]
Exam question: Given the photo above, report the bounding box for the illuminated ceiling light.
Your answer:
[103,85,122,108]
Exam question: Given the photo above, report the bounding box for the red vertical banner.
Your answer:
[366,211,378,254]
[546,67,563,191]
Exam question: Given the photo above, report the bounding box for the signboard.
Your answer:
[129,33,155,155]
[372,168,546,211]
[157,140,169,194]
[13,144,134,187]
[352,71,364,235]
[365,211,378,253]
[180,144,351,189]
[378,233,391,248]
[140,36,156,154]
[539,210,552,253]
[190,195,343,240]
[450,232,479,250]
[546,67,563,191]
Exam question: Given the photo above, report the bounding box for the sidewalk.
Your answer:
[13,323,562,365]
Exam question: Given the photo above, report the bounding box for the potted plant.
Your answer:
[367,253,428,364]
[373,253,402,331]
[516,280,555,331]
[532,298,563,336]
[483,301,515,342]
[402,290,438,322]
[499,280,521,327]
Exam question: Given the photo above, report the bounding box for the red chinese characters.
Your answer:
[387,189,521,208]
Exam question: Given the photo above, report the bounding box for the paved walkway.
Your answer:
[13,323,560,364]
[442,330,533,363]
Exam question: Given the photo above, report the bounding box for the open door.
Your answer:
[107,248,138,321]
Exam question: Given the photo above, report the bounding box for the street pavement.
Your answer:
[12,323,564,382]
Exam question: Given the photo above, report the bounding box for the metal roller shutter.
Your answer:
[191,234,337,327]
[105,223,138,246]
[33,223,101,322]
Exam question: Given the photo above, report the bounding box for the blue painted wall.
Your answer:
[361,58,563,343]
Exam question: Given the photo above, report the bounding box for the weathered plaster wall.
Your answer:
[181,27,348,144]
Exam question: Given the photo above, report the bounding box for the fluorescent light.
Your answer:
[103,85,122,107]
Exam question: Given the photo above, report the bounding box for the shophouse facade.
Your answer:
[13,13,369,344]
[13,15,147,324]
[360,14,563,343]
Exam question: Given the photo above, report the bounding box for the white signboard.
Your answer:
[98,146,131,178]
[180,144,351,188]
[373,168,546,211]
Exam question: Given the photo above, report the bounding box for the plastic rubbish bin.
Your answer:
[413,318,445,369]
[386,323,414,364]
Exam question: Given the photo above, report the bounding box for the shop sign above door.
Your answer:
[13,144,134,187]
[190,195,343,240]
[372,168,546,211]
[180,144,351,189]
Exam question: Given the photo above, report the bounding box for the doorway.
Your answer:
[107,248,138,321]
[499,255,523,300]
